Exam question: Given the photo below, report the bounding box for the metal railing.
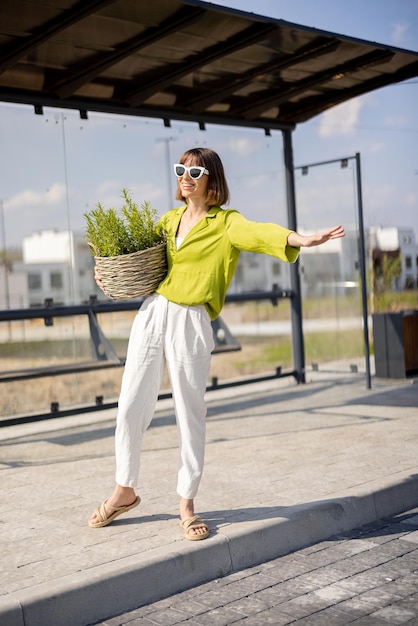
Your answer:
[0,286,295,426]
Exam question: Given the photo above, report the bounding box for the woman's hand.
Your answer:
[94,265,107,294]
[287,225,345,248]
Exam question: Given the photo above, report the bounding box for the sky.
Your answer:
[0,0,417,249]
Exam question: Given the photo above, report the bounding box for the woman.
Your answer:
[89,147,344,540]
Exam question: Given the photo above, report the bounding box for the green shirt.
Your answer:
[155,206,299,320]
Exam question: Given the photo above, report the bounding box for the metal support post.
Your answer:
[282,128,306,383]
[355,153,372,389]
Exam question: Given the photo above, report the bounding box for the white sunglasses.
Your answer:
[173,164,209,179]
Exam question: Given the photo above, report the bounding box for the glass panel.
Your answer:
[0,310,132,419]
[294,159,365,374]
[212,300,293,381]
[1,101,327,421]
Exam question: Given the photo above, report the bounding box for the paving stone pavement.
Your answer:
[1,368,418,626]
[92,507,418,626]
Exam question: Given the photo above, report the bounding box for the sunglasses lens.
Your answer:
[175,165,186,177]
[189,167,202,179]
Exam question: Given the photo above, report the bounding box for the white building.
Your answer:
[0,264,28,309]
[369,226,418,290]
[14,230,99,306]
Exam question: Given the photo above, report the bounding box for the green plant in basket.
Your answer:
[83,189,167,300]
[84,188,163,257]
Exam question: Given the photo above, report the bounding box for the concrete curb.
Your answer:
[2,471,418,626]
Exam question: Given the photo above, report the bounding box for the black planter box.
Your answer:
[373,310,418,378]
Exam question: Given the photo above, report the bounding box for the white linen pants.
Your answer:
[114,294,215,499]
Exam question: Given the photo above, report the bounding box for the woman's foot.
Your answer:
[89,485,139,528]
[179,498,209,540]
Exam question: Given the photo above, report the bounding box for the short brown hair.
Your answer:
[175,147,230,207]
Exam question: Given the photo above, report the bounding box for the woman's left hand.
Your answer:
[94,265,107,294]
[288,225,345,248]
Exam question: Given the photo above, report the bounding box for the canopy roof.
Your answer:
[1,0,417,130]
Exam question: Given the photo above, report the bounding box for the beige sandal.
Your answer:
[88,496,141,528]
[180,515,209,541]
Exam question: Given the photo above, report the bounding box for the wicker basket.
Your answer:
[92,240,167,300]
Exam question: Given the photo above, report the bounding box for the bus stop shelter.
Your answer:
[1,0,418,385]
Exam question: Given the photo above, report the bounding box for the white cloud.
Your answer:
[294,182,357,230]
[318,98,364,138]
[362,183,418,230]
[2,184,69,246]
[384,114,408,128]
[367,142,385,154]
[246,173,271,188]
[7,183,66,211]
[96,180,122,199]
[45,183,67,204]
[223,136,257,156]
[405,192,417,207]
[91,181,164,212]
[391,22,409,46]
[126,183,164,203]
[364,183,396,212]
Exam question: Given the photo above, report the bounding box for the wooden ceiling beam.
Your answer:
[235,49,395,119]
[0,0,117,74]
[184,37,341,113]
[125,22,278,106]
[278,58,418,124]
[51,7,206,98]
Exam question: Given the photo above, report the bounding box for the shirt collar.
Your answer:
[174,205,220,217]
